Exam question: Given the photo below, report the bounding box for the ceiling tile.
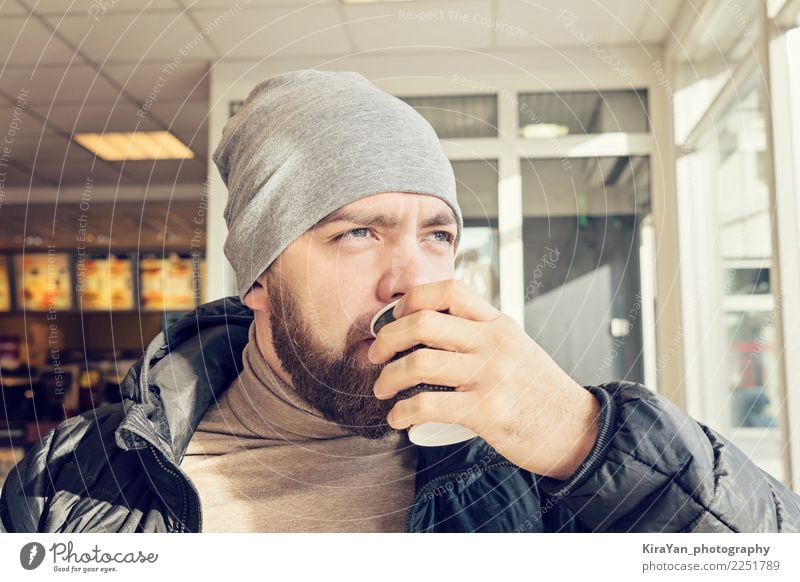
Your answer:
[1,1,29,15]
[0,63,123,104]
[0,16,78,65]
[124,159,206,184]
[22,142,122,185]
[13,139,207,186]
[0,162,37,187]
[35,162,128,185]
[9,125,207,174]
[140,99,209,130]
[182,0,320,7]
[40,102,162,134]
[103,59,209,102]
[21,0,179,17]
[342,0,493,52]
[172,126,208,157]
[44,11,217,63]
[0,99,47,142]
[637,0,683,43]
[494,0,648,48]
[5,132,78,163]
[190,4,350,59]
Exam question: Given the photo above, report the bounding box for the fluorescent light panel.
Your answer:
[73,131,195,161]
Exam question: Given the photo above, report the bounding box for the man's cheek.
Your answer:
[302,302,339,353]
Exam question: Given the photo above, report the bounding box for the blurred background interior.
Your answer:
[1,0,800,491]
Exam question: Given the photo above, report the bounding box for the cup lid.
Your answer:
[370,298,401,337]
[408,422,478,447]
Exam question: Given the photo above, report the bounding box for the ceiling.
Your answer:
[0,0,684,190]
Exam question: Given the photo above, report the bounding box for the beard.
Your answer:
[265,270,401,440]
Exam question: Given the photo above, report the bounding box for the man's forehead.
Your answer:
[316,195,457,228]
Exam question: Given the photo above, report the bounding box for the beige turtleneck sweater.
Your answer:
[179,321,418,532]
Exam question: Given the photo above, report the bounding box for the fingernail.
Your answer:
[367,342,376,362]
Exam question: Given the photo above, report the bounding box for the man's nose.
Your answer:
[377,241,434,304]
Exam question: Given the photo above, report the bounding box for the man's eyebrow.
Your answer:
[420,209,458,229]
[316,208,398,229]
[316,208,457,230]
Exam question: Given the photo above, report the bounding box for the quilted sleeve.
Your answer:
[536,381,800,532]
[0,428,57,533]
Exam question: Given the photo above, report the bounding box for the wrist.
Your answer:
[546,387,601,480]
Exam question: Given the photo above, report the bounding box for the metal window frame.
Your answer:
[767,11,800,490]
[667,0,800,488]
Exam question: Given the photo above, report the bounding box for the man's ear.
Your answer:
[243,280,270,313]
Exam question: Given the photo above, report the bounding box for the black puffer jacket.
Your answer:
[2,297,799,533]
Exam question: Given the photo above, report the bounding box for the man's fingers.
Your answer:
[387,390,478,430]
[373,349,479,400]
[394,279,501,322]
[369,310,490,364]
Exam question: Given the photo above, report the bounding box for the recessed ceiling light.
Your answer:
[72,131,195,161]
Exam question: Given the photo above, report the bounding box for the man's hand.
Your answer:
[368,279,601,481]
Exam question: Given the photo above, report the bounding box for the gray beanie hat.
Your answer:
[212,69,463,301]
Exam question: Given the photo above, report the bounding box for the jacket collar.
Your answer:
[115,296,254,462]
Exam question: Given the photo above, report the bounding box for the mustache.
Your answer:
[344,312,382,348]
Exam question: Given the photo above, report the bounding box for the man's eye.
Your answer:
[333,229,454,245]
[335,228,371,240]
[431,231,455,245]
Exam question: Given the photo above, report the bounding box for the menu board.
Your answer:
[0,447,26,489]
[78,254,135,310]
[0,258,10,311]
[14,253,72,311]
[140,253,196,311]
[201,259,206,304]
[197,257,206,305]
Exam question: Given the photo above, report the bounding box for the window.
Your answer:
[399,94,498,138]
[518,89,648,137]
[521,156,650,386]
[673,14,790,482]
[452,160,499,309]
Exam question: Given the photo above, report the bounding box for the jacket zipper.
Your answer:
[405,460,519,532]
[133,310,251,530]
[147,443,191,532]
[544,386,616,499]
